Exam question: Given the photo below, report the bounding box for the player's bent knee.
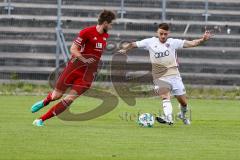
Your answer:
[160,94,170,100]
[62,98,74,107]
[63,94,78,105]
[160,91,170,100]
[52,93,63,100]
[161,96,169,100]
[51,90,64,100]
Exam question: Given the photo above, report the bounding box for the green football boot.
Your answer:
[31,100,44,113]
[32,119,44,127]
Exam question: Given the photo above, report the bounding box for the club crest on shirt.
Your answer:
[103,37,107,41]
[165,43,170,48]
[94,37,97,40]
[96,43,103,49]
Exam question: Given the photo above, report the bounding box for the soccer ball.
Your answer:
[138,113,155,127]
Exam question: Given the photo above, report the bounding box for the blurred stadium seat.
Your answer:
[0,0,239,87]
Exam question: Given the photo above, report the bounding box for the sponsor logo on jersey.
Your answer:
[154,50,170,58]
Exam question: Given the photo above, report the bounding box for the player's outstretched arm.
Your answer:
[70,43,95,64]
[118,42,138,54]
[183,30,213,48]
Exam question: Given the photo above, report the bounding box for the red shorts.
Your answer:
[55,57,97,95]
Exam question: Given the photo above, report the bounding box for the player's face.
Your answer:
[157,29,169,43]
[103,21,114,33]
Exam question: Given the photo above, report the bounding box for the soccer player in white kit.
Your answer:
[119,23,213,125]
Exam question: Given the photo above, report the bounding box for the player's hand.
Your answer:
[202,30,214,41]
[83,58,96,64]
[75,56,96,64]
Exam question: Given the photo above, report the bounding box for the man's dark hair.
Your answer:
[158,23,170,31]
[98,10,116,25]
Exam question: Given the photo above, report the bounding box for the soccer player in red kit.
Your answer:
[31,10,116,126]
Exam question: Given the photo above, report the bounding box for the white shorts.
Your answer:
[153,75,186,96]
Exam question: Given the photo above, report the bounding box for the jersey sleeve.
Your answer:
[135,38,151,50]
[73,29,88,47]
[171,38,185,49]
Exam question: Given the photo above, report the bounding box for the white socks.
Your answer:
[180,105,188,119]
[162,99,173,122]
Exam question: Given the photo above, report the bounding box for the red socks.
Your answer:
[40,99,72,121]
[43,92,53,106]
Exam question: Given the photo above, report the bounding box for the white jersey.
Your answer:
[136,37,185,79]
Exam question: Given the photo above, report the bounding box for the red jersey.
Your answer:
[56,26,109,93]
[73,25,109,61]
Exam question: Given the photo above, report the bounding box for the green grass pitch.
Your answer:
[0,95,240,160]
